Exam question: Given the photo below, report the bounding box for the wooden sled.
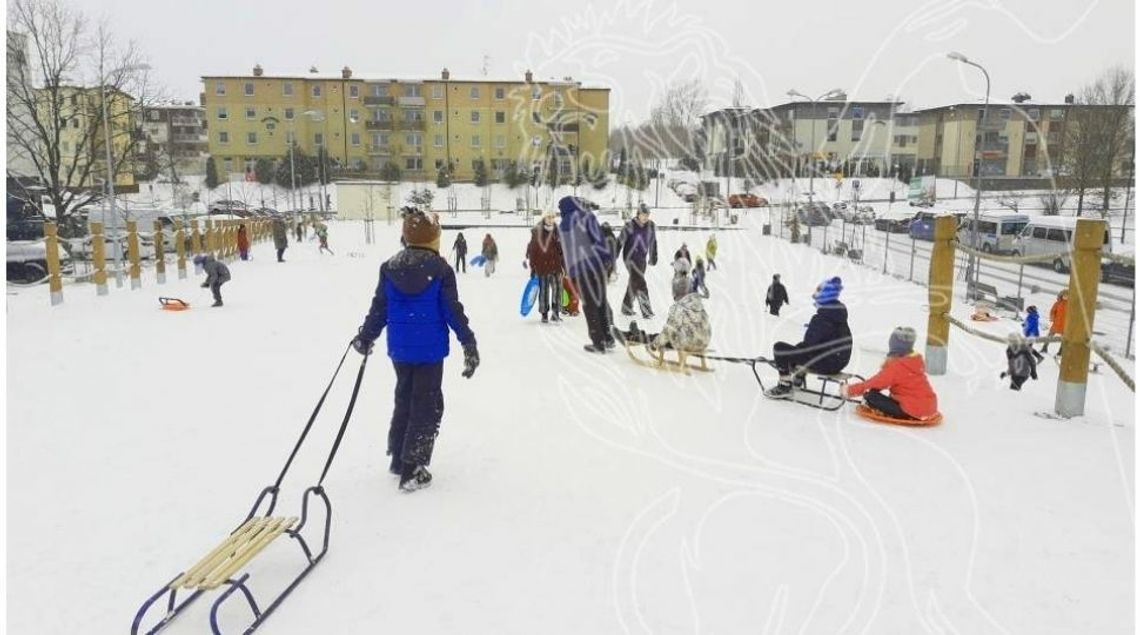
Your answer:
[855,404,943,426]
[620,334,712,375]
[159,297,190,311]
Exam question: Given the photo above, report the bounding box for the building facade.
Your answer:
[7,30,37,178]
[139,103,208,177]
[201,66,610,183]
[35,85,139,190]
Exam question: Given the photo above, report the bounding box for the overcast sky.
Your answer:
[74,0,1134,122]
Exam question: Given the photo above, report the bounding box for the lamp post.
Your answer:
[100,62,151,287]
[787,88,843,200]
[947,51,990,301]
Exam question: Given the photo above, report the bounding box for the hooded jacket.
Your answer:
[766,281,789,308]
[657,293,711,352]
[619,218,658,267]
[797,301,852,374]
[847,353,939,419]
[1022,308,1040,338]
[1049,297,1068,335]
[358,246,475,363]
[558,196,612,278]
[271,218,289,249]
[526,223,564,276]
[1006,346,1040,380]
[201,255,230,286]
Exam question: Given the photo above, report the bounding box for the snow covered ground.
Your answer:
[7,213,1134,634]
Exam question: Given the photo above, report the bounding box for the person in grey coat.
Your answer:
[272,217,289,262]
[194,254,231,307]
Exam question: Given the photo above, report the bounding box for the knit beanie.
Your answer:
[888,326,917,357]
[813,276,843,305]
[403,210,441,252]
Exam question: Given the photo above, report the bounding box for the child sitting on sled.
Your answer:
[614,266,711,355]
[844,327,939,421]
[1000,332,1044,390]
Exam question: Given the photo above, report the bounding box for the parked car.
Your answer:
[208,200,250,216]
[1102,257,1135,287]
[728,193,763,208]
[796,204,831,227]
[8,239,74,283]
[956,211,1028,253]
[1014,216,1112,274]
[875,215,912,233]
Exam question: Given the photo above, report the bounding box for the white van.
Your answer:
[958,211,1029,254]
[1014,216,1111,273]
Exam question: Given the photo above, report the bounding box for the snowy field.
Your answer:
[7,214,1134,634]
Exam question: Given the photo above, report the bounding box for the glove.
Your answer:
[351,335,374,356]
[999,371,1007,379]
[1031,371,1038,380]
[200,282,209,288]
[461,342,480,378]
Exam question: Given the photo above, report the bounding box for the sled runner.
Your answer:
[855,403,942,426]
[159,297,190,311]
[132,345,368,635]
[618,331,712,375]
[705,354,864,411]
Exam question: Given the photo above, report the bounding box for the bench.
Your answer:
[966,281,1023,314]
[172,516,298,590]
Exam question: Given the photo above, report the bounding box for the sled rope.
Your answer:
[272,344,351,490]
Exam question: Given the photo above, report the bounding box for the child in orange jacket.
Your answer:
[845,327,939,421]
[1041,290,1068,354]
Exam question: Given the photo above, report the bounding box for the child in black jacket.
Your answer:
[1000,333,1044,390]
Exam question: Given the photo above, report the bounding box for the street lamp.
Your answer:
[947,51,991,301]
[100,62,151,287]
[787,88,843,200]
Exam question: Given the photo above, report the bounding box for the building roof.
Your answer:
[200,72,609,90]
[915,101,1132,113]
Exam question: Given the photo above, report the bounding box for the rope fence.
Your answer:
[955,241,1136,267]
[1090,342,1136,392]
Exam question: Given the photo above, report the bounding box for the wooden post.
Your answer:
[153,220,167,284]
[925,215,957,375]
[44,222,64,305]
[175,220,187,279]
[1055,218,1106,417]
[126,220,141,290]
[91,222,108,295]
[191,220,203,273]
[205,219,215,258]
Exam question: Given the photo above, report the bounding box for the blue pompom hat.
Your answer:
[813,276,843,305]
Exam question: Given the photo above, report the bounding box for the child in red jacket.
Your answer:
[845,327,939,421]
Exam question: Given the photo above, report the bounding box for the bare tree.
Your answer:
[1062,67,1135,216]
[1040,190,1070,216]
[7,0,159,230]
[640,79,708,165]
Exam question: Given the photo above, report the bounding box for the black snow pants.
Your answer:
[455,251,466,273]
[864,390,915,420]
[575,268,613,348]
[538,273,561,318]
[772,341,845,378]
[389,361,445,468]
[621,260,652,317]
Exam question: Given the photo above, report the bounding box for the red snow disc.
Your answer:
[855,404,942,426]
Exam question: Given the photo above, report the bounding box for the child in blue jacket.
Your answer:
[352,209,479,492]
[1023,305,1040,339]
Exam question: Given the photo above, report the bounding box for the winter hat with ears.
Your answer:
[888,326,917,357]
[402,210,441,253]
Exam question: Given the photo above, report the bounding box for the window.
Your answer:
[403,109,423,122]
[266,122,276,131]
[495,111,505,124]
[405,157,423,171]
[1028,108,1040,121]
[471,135,481,147]
[433,110,443,123]
[827,107,839,119]
[284,108,294,120]
[245,107,256,120]
[312,85,322,97]
[851,106,864,119]
[283,81,294,96]
[215,81,226,96]
[432,85,444,99]
[371,133,387,147]
[1045,228,1068,242]
[1049,109,1065,119]
[148,110,160,121]
[553,93,563,107]
[1002,221,1027,236]
[1000,108,1011,120]
[469,86,480,99]
[494,87,505,100]
[349,108,359,122]
[405,133,422,147]
[217,107,228,120]
[531,85,541,100]
[404,84,421,97]
[494,134,505,148]
[314,132,324,145]
[244,82,254,96]
[349,85,359,98]
[218,131,229,144]
[851,119,864,142]
[433,134,444,147]
[372,84,387,97]
[471,111,481,123]
[247,132,257,145]
[827,125,837,142]
[351,132,360,146]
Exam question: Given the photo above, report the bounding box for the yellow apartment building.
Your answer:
[201,66,609,183]
[36,85,138,190]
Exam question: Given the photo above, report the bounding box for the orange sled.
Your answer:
[855,404,942,426]
[159,297,190,311]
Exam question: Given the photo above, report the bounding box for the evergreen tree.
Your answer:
[254,157,275,185]
[473,159,489,187]
[379,161,402,182]
[205,156,220,189]
[436,164,451,189]
[503,161,523,189]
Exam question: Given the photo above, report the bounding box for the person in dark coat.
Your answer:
[765,276,852,398]
[271,217,289,262]
[1001,333,1044,390]
[295,221,303,243]
[559,195,615,353]
[526,213,565,323]
[601,222,620,281]
[765,274,789,316]
[352,210,479,493]
[237,224,250,261]
[194,253,231,307]
[673,243,692,267]
[617,204,658,318]
[452,232,468,273]
[481,233,499,277]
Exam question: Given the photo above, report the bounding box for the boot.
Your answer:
[399,464,433,492]
[211,300,223,307]
[583,343,607,353]
[764,379,795,399]
[541,312,549,323]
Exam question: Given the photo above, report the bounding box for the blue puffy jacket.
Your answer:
[558,196,612,279]
[358,247,475,363]
[1022,309,1040,338]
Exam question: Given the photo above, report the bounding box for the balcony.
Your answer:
[366,120,393,131]
[364,96,394,106]
[397,96,425,107]
[398,120,425,131]
[367,144,389,155]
